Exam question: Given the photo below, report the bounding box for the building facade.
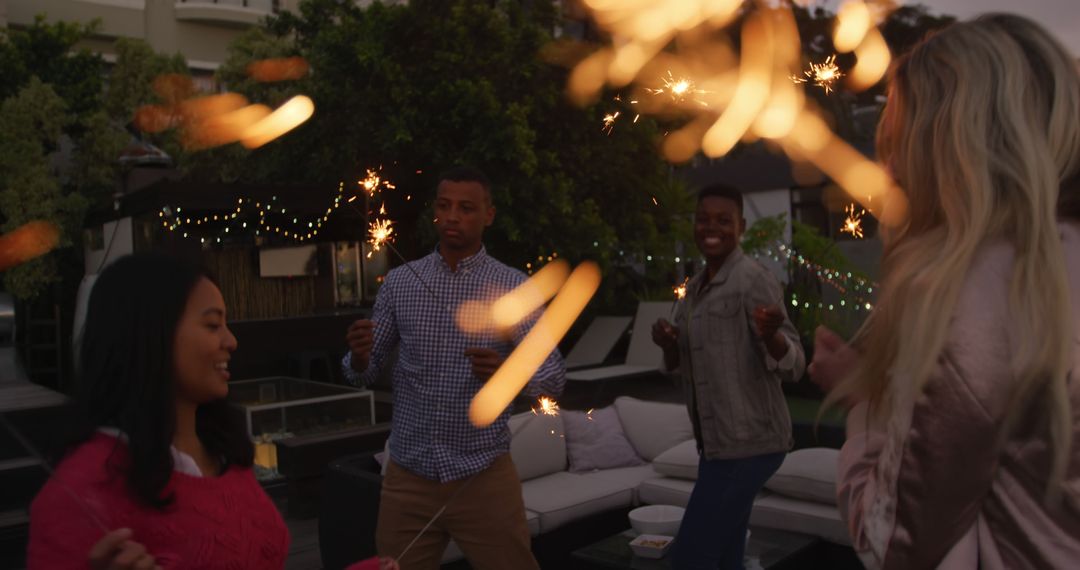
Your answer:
[2,0,306,75]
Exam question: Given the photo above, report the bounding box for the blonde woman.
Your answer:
[810,14,1080,569]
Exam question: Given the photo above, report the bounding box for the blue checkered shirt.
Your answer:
[342,247,566,482]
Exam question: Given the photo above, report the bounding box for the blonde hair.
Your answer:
[830,14,1080,500]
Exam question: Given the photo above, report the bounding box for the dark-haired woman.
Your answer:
[27,254,401,569]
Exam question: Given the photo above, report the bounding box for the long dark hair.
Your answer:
[65,253,253,509]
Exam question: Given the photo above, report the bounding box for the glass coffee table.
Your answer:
[571,526,819,569]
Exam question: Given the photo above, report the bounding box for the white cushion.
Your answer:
[574,465,659,505]
[526,510,541,537]
[613,397,694,461]
[509,412,566,481]
[750,492,850,545]
[764,447,839,505]
[651,439,699,480]
[636,477,695,508]
[521,472,634,533]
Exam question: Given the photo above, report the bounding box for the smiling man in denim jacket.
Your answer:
[652,184,805,570]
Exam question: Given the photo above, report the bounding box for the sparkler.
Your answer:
[791,55,843,94]
[0,221,61,271]
[602,111,620,135]
[398,475,476,564]
[366,218,395,258]
[491,260,571,329]
[136,86,314,151]
[470,262,601,428]
[646,71,711,107]
[841,204,866,239]
[670,276,689,319]
[568,0,908,229]
[360,167,396,196]
[246,56,310,82]
[533,396,560,416]
[359,202,446,310]
[241,95,315,149]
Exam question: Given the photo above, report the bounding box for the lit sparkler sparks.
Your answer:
[670,276,689,319]
[647,71,710,106]
[533,396,560,416]
[567,1,907,230]
[602,111,620,135]
[360,167,396,196]
[673,277,689,301]
[791,55,843,94]
[841,204,866,238]
[367,218,395,258]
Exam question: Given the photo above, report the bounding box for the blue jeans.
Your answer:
[670,452,786,570]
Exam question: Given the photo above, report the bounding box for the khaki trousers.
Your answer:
[376,454,538,570]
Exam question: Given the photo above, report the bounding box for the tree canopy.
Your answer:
[184,0,690,293]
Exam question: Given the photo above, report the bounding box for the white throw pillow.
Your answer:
[562,407,646,473]
[651,439,699,480]
[509,412,567,481]
[764,447,839,505]
[613,397,694,461]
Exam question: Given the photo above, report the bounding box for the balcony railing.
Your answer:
[178,0,277,10]
[175,1,278,26]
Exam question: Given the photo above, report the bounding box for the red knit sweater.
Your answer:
[28,433,290,569]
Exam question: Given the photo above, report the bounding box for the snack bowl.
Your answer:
[628,504,685,536]
[629,534,674,559]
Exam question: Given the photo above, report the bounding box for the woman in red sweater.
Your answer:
[28,254,396,570]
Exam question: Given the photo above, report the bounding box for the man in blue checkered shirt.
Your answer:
[342,166,564,570]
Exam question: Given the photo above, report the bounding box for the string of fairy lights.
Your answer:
[159,185,345,244]
[754,241,877,311]
[158,168,402,245]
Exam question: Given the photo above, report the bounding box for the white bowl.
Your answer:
[629,534,674,559]
[629,505,685,536]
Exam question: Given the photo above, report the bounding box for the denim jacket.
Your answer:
[674,247,805,460]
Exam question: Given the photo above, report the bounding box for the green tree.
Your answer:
[0,79,89,299]
[104,37,189,122]
[0,16,104,133]
[182,0,686,306]
[0,16,148,298]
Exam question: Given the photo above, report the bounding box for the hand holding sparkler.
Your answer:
[89,528,160,570]
[651,319,678,352]
[346,319,376,372]
[752,305,785,341]
[464,348,504,382]
[807,326,864,409]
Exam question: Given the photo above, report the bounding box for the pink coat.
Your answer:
[838,224,1080,569]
